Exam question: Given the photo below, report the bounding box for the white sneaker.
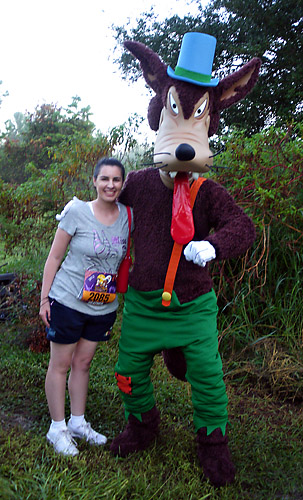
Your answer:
[67,419,107,445]
[46,428,79,456]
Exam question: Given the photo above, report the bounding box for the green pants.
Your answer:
[115,287,228,434]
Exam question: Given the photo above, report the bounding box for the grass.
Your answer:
[1,312,303,500]
[1,243,303,499]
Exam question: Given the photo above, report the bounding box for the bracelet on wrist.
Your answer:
[40,297,50,306]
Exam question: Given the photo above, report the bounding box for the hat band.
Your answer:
[174,65,212,83]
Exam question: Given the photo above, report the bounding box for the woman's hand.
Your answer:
[39,298,50,327]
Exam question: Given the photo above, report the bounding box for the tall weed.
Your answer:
[213,124,303,352]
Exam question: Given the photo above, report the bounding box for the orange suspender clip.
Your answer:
[162,177,206,307]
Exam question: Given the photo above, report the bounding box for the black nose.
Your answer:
[175,143,195,161]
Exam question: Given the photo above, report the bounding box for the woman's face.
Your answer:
[93,164,123,203]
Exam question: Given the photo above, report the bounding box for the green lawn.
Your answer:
[1,309,303,500]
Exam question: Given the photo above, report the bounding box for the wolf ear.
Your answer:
[124,40,168,95]
[124,40,170,130]
[215,57,261,112]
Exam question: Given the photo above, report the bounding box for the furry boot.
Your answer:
[110,406,160,457]
[196,427,236,487]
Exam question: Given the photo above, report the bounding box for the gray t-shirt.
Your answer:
[49,198,132,315]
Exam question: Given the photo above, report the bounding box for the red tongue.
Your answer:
[171,172,194,244]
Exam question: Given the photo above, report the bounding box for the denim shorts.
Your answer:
[46,298,117,344]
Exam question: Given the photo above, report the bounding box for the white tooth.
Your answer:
[192,172,200,180]
[169,171,178,178]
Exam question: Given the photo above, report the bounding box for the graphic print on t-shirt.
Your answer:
[80,227,127,303]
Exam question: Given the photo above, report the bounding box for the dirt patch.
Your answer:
[0,410,35,432]
[225,338,303,402]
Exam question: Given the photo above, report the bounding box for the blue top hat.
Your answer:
[167,32,219,87]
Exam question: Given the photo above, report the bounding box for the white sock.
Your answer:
[50,419,67,432]
[70,414,85,427]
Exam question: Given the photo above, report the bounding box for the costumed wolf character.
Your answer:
[110,32,261,487]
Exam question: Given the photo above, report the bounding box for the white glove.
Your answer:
[56,196,78,221]
[184,240,216,267]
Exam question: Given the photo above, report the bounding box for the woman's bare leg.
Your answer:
[68,338,98,416]
[45,341,76,421]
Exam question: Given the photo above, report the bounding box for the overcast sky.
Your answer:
[0,0,203,142]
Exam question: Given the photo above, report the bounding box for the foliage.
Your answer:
[210,123,303,353]
[203,0,303,131]
[0,97,95,184]
[0,136,110,255]
[108,113,145,160]
[216,123,303,233]
[111,0,303,133]
[3,112,27,139]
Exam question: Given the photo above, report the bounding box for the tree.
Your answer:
[112,0,303,133]
[0,97,95,183]
[4,112,28,139]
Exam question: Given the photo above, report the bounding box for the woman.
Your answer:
[39,157,131,456]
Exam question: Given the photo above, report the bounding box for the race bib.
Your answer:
[80,270,117,304]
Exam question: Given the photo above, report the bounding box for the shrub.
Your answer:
[212,124,303,353]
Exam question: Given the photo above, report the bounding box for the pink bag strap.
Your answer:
[126,206,132,257]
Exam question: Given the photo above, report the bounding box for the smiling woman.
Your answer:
[92,158,125,223]
[38,155,133,457]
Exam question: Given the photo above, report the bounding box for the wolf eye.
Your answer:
[194,99,207,118]
[169,92,179,115]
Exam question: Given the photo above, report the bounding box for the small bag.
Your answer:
[116,206,132,293]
